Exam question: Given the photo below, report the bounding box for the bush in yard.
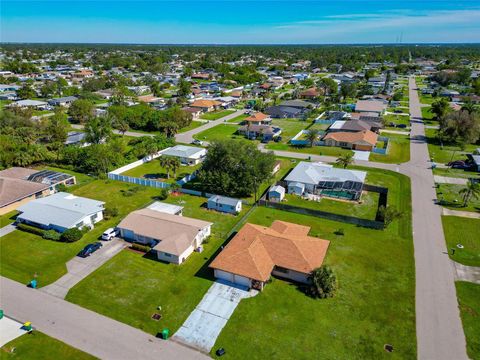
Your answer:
[61,228,83,243]
[17,223,45,236]
[308,265,337,299]
[131,243,150,253]
[56,183,69,192]
[42,229,61,241]
[104,206,119,219]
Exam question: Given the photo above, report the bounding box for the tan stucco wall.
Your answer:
[0,194,36,215]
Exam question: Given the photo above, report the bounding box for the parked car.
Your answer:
[101,227,119,241]
[192,139,204,146]
[77,242,102,258]
[261,138,270,144]
[274,136,282,142]
[396,124,407,129]
[448,160,470,169]
[394,110,403,114]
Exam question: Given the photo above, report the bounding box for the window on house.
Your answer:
[163,253,172,258]
[90,214,97,222]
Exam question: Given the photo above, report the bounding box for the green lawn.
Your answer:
[370,134,411,164]
[436,183,480,213]
[383,114,410,127]
[455,282,480,360]
[421,106,433,120]
[212,168,415,359]
[442,216,480,267]
[426,129,478,164]
[227,114,248,123]
[121,160,200,184]
[433,167,480,180]
[0,179,162,287]
[284,190,379,220]
[266,142,352,157]
[178,120,204,133]
[0,210,18,227]
[193,124,244,142]
[270,118,310,143]
[200,109,235,120]
[0,332,95,360]
[419,94,437,105]
[66,193,251,335]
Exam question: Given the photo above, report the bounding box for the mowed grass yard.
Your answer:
[370,134,410,164]
[0,179,163,287]
[0,210,18,227]
[436,183,480,213]
[121,160,201,183]
[178,120,204,133]
[0,332,95,360]
[455,282,480,360]
[442,216,480,267]
[426,128,478,164]
[284,190,379,220]
[212,168,415,359]
[66,193,251,334]
[200,109,235,120]
[193,123,245,142]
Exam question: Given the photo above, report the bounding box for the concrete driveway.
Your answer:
[0,224,17,238]
[0,316,27,347]
[41,238,127,298]
[173,281,257,353]
[352,150,370,161]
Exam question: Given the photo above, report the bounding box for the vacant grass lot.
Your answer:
[66,193,251,334]
[200,109,235,120]
[193,123,244,142]
[121,160,200,183]
[213,168,414,359]
[383,113,410,127]
[266,142,352,157]
[284,190,379,220]
[370,134,410,164]
[421,106,433,120]
[178,120,204,133]
[0,179,162,287]
[436,183,480,213]
[227,113,248,123]
[425,129,478,164]
[270,118,310,142]
[455,282,480,360]
[419,94,437,105]
[0,332,95,360]
[433,167,480,180]
[442,216,480,267]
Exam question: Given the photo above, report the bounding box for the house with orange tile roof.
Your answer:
[190,99,222,112]
[210,221,330,290]
[322,130,378,151]
[299,87,321,99]
[243,112,271,125]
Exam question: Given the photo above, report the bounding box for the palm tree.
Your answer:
[115,117,130,135]
[159,156,172,179]
[335,152,354,169]
[461,101,476,115]
[305,129,320,147]
[169,157,181,179]
[459,182,480,207]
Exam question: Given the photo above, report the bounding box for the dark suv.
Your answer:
[77,242,103,258]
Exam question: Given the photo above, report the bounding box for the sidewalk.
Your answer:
[0,224,16,238]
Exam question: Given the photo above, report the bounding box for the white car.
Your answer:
[101,228,119,241]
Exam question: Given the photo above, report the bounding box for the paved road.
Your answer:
[175,109,246,144]
[403,77,467,360]
[41,239,127,299]
[0,276,208,360]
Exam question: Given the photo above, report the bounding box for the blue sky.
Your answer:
[1,1,479,44]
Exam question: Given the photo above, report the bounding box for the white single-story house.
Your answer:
[268,185,285,202]
[12,99,48,109]
[48,96,78,107]
[160,145,207,165]
[117,209,212,264]
[16,192,104,233]
[207,195,242,214]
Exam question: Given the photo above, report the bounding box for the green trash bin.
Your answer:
[0,309,4,319]
[162,328,169,340]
